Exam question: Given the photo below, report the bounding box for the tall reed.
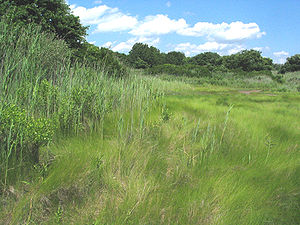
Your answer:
[0,20,167,190]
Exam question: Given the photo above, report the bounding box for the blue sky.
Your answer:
[68,0,300,63]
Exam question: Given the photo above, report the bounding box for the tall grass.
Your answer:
[4,86,299,224]
[2,19,299,225]
[156,70,300,92]
[0,20,179,191]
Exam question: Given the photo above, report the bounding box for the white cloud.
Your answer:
[174,42,244,56]
[94,13,138,33]
[273,51,289,64]
[178,21,265,42]
[71,4,137,33]
[112,37,160,52]
[129,14,188,36]
[273,51,289,57]
[252,47,263,51]
[166,1,171,7]
[227,46,245,55]
[71,5,113,25]
[71,4,265,44]
[70,3,267,56]
[101,41,114,48]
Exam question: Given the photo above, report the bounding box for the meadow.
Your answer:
[2,83,300,224]
[1,20,300,224]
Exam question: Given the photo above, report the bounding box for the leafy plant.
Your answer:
[0,104,54,187]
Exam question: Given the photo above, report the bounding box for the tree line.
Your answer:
[126,43,273,71]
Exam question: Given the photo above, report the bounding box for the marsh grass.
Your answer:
[156,70,300,92]
[0,20,187,192]
[1,19,300,225]
[2,86,299,225]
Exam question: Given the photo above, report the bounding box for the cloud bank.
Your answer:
[71,4,266,54]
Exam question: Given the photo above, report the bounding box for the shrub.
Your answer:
[148,64,211,78]
[74,43,128,78]
[0,104,54,162]
[0,104,54,187]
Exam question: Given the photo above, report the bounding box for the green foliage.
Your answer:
[129,43,161,68]
[190,52,222,67]
[0,104,54,184]
[126,43,275,75]
[223,50,273,71]
[148,64,212,78]
[133,57,150,69]
[3,87,300,224]
[165,51,186,65]
[74,42,128,77]
[0,0,87,49]
[280,54,300,73]
[0,19,169,191]
[271,73,284,83]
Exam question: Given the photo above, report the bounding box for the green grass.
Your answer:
[2,85,299,224]
[156,70,300,92]
[1,19,300,225]
[0,20,186,190]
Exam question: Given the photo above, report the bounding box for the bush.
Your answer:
[279,54,300,74]
[74,43,128,78]
[148,64,211,78]
[232,70,273,78]
[0,104,54,187]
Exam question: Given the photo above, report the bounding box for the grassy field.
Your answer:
[2,84,299,224]
[1,19,300,225]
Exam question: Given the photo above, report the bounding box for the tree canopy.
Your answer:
[0,0,87,49]
[280,54,300,73]
[223,50,272,71]
[190,52,222,67]
[165,51,186,65]
[128,43,161,68]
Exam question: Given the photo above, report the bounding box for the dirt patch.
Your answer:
[239,90,261,95]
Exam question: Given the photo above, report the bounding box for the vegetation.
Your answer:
[280,54,300,73]
[2,83,300,224]
[128,43,273,73]
[74,42,128,77]
[0,0,87,49]
[1,2,300,224]
[128,43,162,68]
[0,20,164,191]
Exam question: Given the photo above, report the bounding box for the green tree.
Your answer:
[191,52,222,67]
[129,43,161,68]
[280,54,300,73]
[75,42,128,77]
[0,0,87,49]
[223,50,273,71]
[165,51,186,65]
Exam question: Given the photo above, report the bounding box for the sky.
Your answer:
[67,0,300,64]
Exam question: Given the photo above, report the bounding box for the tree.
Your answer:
[128,43,161,68]
[74,42,128,77]
[191,52,222,67]
[165,51,186,65]
[280,54,300,73]
[0,0,87,49]
[223,50,273,71]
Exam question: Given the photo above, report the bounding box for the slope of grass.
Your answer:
[1,19,300,225]
[0,20,189,191]
[2,85,299,225]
